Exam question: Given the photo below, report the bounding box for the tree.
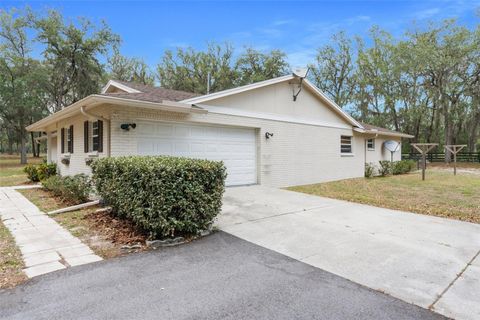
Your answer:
[235,48,289,85]
[0,8,48,163]
[309,32,356,108]
[108,47,155,85]
[157,43,237,94]
[32,10,120,112]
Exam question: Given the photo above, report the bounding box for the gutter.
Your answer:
[353,127,414,139]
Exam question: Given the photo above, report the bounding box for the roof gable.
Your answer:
[182,75,363,128]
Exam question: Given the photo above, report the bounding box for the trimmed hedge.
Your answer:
[91,156,227,239]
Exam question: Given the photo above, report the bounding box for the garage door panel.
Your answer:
[137,121,257,186]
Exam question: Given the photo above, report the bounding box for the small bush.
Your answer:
[365,162,376,178]
[392,160,416,175]
[378,160,392,176]
[91,156,227,239]
[24,163,57,182]
[42,174,92,204]
[24,164,40,182]
[36,163,57,181]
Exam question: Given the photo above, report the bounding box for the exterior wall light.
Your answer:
[265,132,274,139]
[120,123,136,131]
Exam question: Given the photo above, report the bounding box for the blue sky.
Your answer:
[1,0,480,68]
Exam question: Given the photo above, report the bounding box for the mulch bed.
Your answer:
[84,209,148,246]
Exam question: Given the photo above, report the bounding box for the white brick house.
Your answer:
[27,74,413,187]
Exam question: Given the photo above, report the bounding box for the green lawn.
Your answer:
[288,169,480,224]
[0,154,44,187]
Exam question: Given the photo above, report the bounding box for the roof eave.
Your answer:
[354,127,414,138]
[26,95,206,132]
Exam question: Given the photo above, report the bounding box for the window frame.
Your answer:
[340,135,353,154]
[64,126,73,154]
[367,138,375,151]
[91,121,100,152]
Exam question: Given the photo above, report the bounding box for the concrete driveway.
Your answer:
[218,186,480,320]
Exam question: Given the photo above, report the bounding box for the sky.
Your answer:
[1,0,480,68]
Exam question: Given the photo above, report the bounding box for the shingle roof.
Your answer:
[359,122,412,137]
[101,80,412,138]
[102,80,199,102]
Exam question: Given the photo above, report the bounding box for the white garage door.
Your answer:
[137,121,257,186]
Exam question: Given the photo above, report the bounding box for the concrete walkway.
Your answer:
[218,186,480,320]
[0,186,102,278]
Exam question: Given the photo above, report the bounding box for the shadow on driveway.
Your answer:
[0,232,444,320]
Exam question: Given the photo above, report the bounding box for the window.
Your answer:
[367,138,375,150]
[92,121,100,151]
[340,136,352,154]
[84,120,103,153]
[61,126,74,154]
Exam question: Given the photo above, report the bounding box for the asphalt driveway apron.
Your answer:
[0,232,443,320]
[218,186,480,320]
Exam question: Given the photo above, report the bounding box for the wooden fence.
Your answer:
[402,152,480,163]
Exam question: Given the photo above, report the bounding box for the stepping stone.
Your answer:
[66,254,103,267]
[24,251,61,267]
[57,245,94,259]
[23,261,66,278]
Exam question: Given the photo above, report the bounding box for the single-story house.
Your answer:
[27,73,413,187]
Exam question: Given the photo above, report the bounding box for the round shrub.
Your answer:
[24,164,40,182]
[37,163,57,181]
[91,156,227,239]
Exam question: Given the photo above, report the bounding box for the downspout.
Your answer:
[80,106,111,157]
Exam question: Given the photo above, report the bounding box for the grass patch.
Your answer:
[429,162,480,170]
[0,221,26,289]
[288,170,480,224]
[18,188,65,213]
[0,154,44,187]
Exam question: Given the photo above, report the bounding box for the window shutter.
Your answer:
[98,120,103,152]
[69,125,74,153]
[84,121,89,153]
[61,128,65,154]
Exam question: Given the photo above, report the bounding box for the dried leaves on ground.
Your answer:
[0,221,26,289]
[19,187,148,259]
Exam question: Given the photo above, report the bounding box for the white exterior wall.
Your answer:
[109,106,365,188]
[53,109,110,176]
[47,81,374,187]
[365,137,402,165]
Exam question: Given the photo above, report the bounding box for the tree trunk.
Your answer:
[20,136,27,164]
[444,104,453,163]
[7,135,14,154]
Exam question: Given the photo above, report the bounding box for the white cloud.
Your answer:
[272,19,295,26]
[412,7,441,20]
[286,48,317,68]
